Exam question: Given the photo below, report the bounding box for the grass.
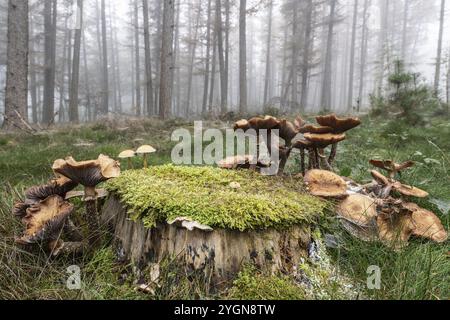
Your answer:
[106,165,325,231]
[0,116,448,300]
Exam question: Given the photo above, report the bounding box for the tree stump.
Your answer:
[101,195,313,285]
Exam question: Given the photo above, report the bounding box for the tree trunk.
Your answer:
[29,12,38,124]
[239,0,247,114]
[300,0,313,111]
[100,0,109,115]
[263,0,273,106]
[186,1,202,116]
[134,0,141,117]
[82,30,92,121]
[3,0,29,130]
[69,0,83,123]
[291,2,298,111]
[434,0,445,94]
[42,0,57,125]
[224,0,230,108]
[215,0,227,113]
[320,0,337,112]
[202,0,213,116]
[347,0,358,112]
[357,0,369,113]
[142,0,154,116]
[159,0,175,120]
[209,31,217,112]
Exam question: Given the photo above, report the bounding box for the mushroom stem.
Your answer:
[84,186,100,246]
[128,158,133,170]
[308,148,315,170]
[328,143,338,164]
[314,148,320,169]
[143,154,148,169]
[318,149,333,171]
[300,148,306,175]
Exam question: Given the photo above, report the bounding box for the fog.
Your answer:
[0,0,449,124]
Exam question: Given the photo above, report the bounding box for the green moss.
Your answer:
[227,265,307,300]
[106,165,325,231]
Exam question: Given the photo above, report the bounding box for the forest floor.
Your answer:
[0,116,448,300]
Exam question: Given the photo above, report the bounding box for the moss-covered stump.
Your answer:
[103,165,326,285]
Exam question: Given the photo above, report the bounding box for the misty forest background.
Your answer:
[1,0,450,128]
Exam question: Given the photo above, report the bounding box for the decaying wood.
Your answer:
[101,195,312,286]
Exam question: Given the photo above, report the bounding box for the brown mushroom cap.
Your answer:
[337,194,378,226]
[402,202,448,243]
[377,213,414,249]
[277,119,299,144]
[52,154,121,187]
[392,182,429,198]
[24,175,78,203]
[304,169,348,198]
[292,139,313,149]
[369,159,415,175]
[298,124,334,134]
[234,119,251,131]
[303,133,346,149]
[247,116,281,131]
[370,170,428,198]
[16,195,74,245]
[316,114,361,133]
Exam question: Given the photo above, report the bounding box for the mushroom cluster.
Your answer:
[228,114,361,176]
[118,145,157,169]
[293,114,361,174]
[13,154,120,254]
[325,159,448,249]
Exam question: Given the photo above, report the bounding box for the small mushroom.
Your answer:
[370,170,429,199]
[304,169,348,198]
[118,150,136,169]
[52,154,120,245]
[16,195,74,246]
[370,159,415,179]
[136,145,157,169]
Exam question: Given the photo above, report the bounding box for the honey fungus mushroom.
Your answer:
[303,133,346,171]
[315,114,361,164]
[370,170,429,199]
[370,159,415,179]
[303,169,348,198]
[52,154,121,245]
[336,194,379,241]
[15,195,74,246]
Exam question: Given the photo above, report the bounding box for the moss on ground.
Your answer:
[106,165,326,231]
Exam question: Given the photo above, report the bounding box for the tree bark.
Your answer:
[186,1,202,116]
[215,0,227,113]
[69,0,83,123]
[347,0,358,112]
[239,0,247,114]
[100,0,109,115]
[134,0,141,117]
[263,0,273,106]
[300,0,313,111]
[3,0,29,130]
[142,0,154,116]
[202,0,213,116]
[159,0,175,120]
[320,0,337,112]
[434,0,445,94]
[357,0,369,113]
[42,0,57,125]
